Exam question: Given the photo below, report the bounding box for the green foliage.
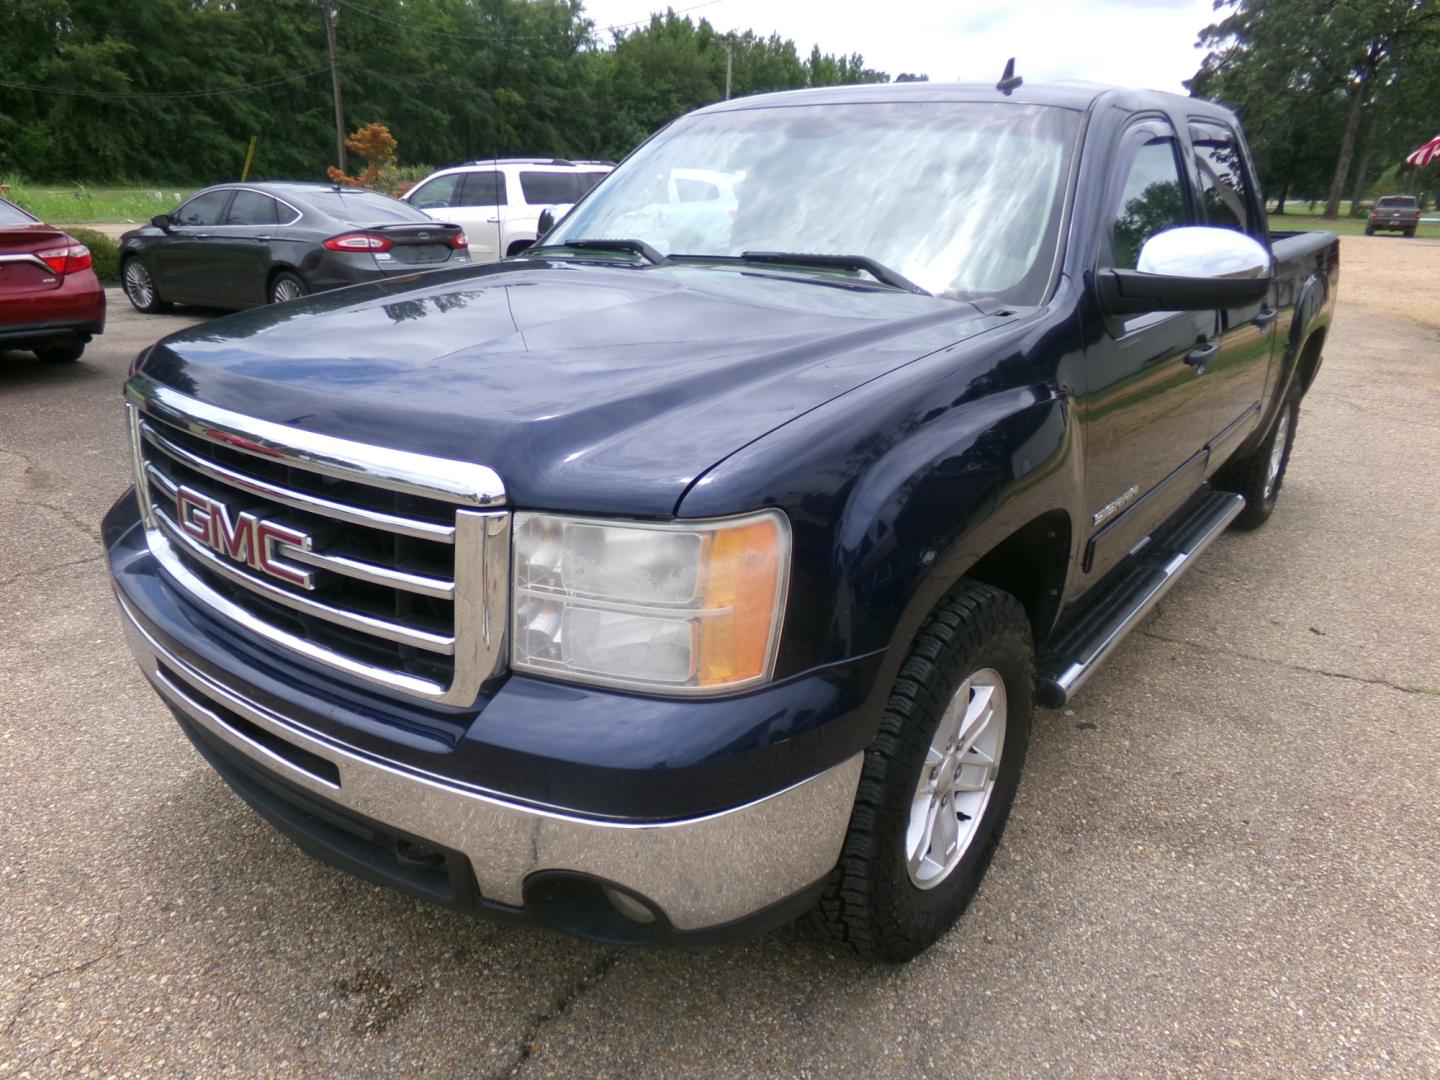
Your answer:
[1189,0,1440,212]
[65,226,120,281]
[0,0,890,185]
[1,174,194,223]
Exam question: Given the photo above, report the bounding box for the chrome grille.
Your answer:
[125,374,508,705]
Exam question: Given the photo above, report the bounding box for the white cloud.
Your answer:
[583,0,1221,94]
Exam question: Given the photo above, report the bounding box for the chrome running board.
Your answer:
[1036,489,1245,707]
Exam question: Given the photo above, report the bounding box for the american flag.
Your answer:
[1405,135,1440,167]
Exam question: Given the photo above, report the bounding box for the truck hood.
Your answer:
[139,260,1003,515]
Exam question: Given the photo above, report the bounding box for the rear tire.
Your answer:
[1363,226,1374,236]
[268,271,307,304]
[810,582,1033,963]
[121,256,169,313]
[1216,385,1300,531]
[35,342,85,363]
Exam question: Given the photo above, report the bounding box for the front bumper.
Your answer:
[108,492,867,939]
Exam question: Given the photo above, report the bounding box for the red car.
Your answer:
[0,196,105,363]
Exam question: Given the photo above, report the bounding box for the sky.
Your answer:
[580,0,1224,94]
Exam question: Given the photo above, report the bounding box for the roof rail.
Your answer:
[461,157,579,167]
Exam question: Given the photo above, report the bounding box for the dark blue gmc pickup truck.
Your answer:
[105,81,1337,962]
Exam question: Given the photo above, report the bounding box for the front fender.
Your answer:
[836,389,1080,663]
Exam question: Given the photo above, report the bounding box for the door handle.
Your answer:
[1252,307,1279,329]
[485,218,500,224]
[254,235,273,242]
[1185,341,1219,369]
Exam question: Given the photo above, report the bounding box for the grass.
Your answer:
[1268,203,1438,239]
[0,177,196,224]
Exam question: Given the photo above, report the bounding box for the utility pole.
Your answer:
[724,36,733,100]
[322,0,347,173]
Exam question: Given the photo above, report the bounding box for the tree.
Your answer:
[1190,0,1440,218]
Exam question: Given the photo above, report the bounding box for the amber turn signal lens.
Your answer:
[697,516,788,687]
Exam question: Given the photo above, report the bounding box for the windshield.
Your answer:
[547,100,1079,304]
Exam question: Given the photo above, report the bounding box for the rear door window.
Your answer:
[174,190,232,226]
[458,171,506,207]
[1189,121,1257,235]
[224,190,279,226]
[519,171,581,205]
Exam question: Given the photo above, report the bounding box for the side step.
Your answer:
[1035,488,1245,708]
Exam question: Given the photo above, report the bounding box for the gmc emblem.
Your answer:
[175,486,316,590]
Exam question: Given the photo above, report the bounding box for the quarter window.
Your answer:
[519,171,581,205]
[1110,134,1189,271]
[1190,122,1253,235]
[174,190,231,227]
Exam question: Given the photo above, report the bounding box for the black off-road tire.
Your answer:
[1216,385,1300,531]
[1363,226,1374,236]
[809,581,1033,963]
[35,342,85,363]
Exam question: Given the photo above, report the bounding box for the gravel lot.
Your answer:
[3,241,1439,1078]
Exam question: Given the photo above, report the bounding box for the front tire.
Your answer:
[1217,386,1300,531]
[268,271,308,304]
[121,256,169,313]
[811,582,1033,963]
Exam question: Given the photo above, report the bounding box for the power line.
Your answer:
[0,66,333,101]
[332,0,725,45]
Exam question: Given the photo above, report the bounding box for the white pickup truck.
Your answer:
[403,158,612,262]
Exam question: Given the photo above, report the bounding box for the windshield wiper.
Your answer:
[737,251,930,295]
[530,238,670,265]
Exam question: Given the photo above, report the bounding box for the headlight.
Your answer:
[511,510,791,694]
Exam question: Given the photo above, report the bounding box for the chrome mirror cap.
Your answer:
[1137,226,1272,280]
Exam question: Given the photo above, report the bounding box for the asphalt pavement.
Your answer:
[2,256,1438,1078]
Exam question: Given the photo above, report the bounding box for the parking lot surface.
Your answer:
[3,241,1439,1077]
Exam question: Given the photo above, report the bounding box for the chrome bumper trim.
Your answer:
[117,594,863,931]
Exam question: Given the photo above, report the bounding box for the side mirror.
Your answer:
[536,207,556,236]
[1098,226,1271,315]
[151,213,173,231]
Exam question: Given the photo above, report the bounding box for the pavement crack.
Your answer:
[496,951,618,1079]
[1135,629,1428,695]
[3,935,124,1038]
[0,553,104,591]
[31,498,104,543]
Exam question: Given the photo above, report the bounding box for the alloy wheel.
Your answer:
[271,278,304,303]
[905,668,1007,889]
[123,260,154,309]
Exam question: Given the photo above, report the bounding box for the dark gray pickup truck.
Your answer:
[106,80,1337,961]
